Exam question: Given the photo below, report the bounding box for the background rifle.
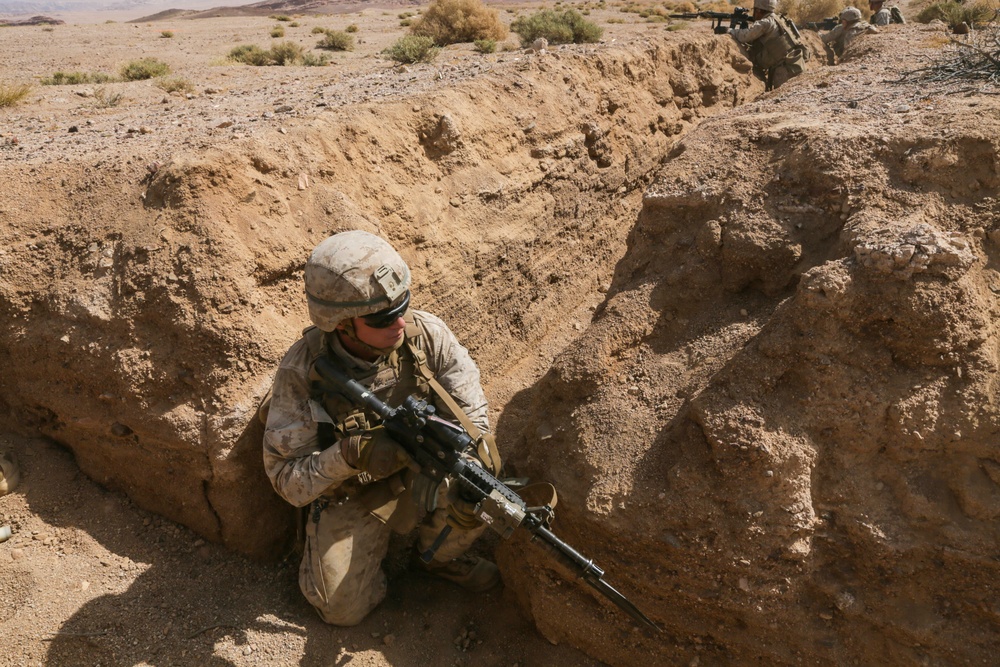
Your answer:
[315,357,661,632]
[670,6,753,30]
[803,16,839,30]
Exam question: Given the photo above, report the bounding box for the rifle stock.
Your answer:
[314,356,661,632]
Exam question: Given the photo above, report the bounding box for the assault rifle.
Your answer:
[803,16,839,30]
[670,6,753,31]
[315,357,661,632]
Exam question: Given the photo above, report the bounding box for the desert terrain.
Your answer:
[2,1,1000,666]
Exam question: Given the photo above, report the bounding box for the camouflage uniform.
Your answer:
[821,19,877,58]
[729,14,807,90]
[870,7,892,26]
[263,230,497,626]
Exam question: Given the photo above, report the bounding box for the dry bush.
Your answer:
[410,0,508,45]
[474,38,497,52]
[93,86,124,108]
[156,77,193,94]
[270,25,285,38]
[317,29,354,51]
[41,71,115,85]
[228,43,310,66]
[0,83,31,107]
[915,1,997,26]
[383,35,440,63]
[510,8,604,45]
[782,0,847,24]
[268,41,305,65]
[120,58,170,81]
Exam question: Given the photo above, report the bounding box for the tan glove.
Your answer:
[340,427,414,481]
[446,496,482,530]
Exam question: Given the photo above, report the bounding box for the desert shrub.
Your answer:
[41,71,115,85]
[782,0,846,24]
[317,29,354,50]
[510,9,603,46]
[268,41,306,65]
[270,14,291,21]
[0,83,31,107]
[399,11,415,18]
[228,44,273,65]
[346,24,359,32]
[160,30,174,38]
[400,18,413,26]
[289,21,299,27]
[409,0,508,45]
[271,25,285,37]
[915,1,996,26]
[156,77,193,93]
[311,25,327,33]
[120,58,170,81]
[300,52,331,66]
[474,38,497,52]
[93,86,124,108]
[230,42,311,66]
[383,35,440,63]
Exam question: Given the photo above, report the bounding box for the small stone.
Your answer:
[68,126,78,133]
[382,633,395,646]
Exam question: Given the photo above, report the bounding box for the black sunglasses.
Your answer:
[362,291,410,328]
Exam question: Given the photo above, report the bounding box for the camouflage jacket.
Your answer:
[262,309,490,508]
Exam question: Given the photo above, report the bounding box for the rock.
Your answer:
[0,450,19,496]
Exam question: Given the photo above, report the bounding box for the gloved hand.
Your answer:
[340,427,414,481]
[714,25,730,34]
[446,497,482,530]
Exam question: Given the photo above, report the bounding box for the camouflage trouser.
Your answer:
[299,495,485,626]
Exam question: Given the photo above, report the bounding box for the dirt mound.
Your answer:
[497,21,1000,667]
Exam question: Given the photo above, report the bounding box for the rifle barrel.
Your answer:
[531,522,661,632]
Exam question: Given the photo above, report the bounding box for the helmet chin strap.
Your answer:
[338,319,406,359]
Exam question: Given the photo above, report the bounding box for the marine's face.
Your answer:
[351,315,406,349]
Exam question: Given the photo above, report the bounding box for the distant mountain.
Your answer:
[131,0,384,21]
[0,0,248,16]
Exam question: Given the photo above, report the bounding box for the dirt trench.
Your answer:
[0,35,759,556]
[5,16,999,666]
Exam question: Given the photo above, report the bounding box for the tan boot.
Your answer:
[414,553,501,592]
[0,450,19,496]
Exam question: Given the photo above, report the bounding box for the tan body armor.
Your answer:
[749,14,803,70]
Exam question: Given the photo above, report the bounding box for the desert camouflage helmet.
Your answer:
[753,0,777,12]
[840,6,863,21]
[304,230,411,332]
